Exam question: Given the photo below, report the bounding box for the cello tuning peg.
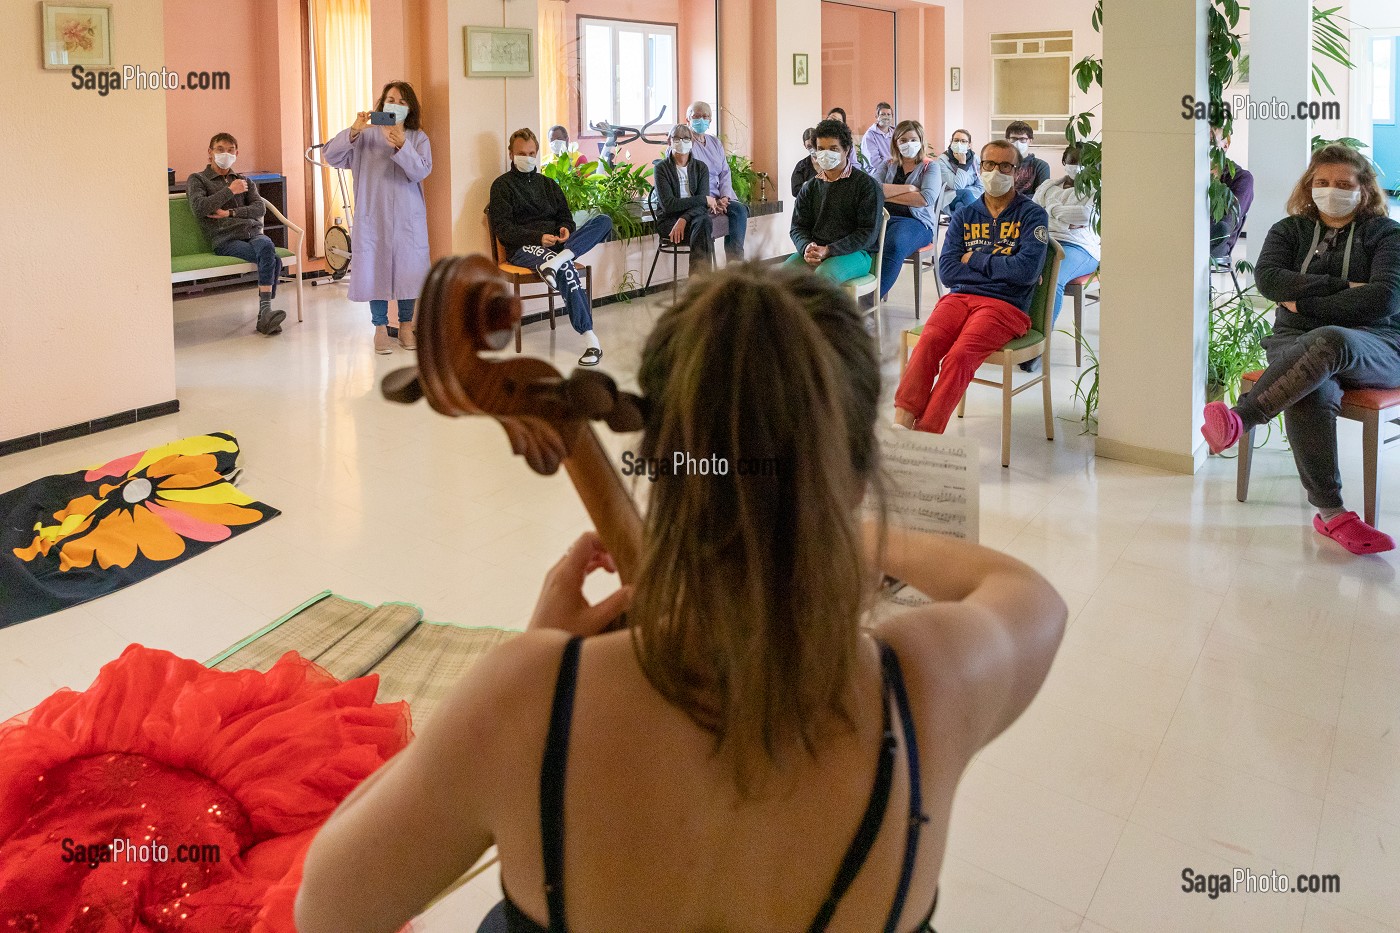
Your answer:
[564,369,619,418]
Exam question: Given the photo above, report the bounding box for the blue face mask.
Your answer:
[383,102,410,125]
[689,118,710,135]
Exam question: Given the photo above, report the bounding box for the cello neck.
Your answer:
[563,427,643,585]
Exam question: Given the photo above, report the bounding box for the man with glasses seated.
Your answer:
[894,139,1050,433]
[1005,121,1051,197]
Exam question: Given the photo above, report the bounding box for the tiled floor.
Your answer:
[1,266,1397,933]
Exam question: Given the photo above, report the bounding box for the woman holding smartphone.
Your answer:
[323,81,432,354]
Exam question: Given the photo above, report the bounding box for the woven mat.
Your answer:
[208,591,518,725]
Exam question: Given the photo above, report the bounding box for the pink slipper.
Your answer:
[1312,512,1396,555]
[1202,401,1243,454]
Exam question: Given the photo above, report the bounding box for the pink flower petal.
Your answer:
[85,451,144,482]
[143,501,231,543]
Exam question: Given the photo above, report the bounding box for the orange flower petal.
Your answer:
[60,511,139,571]
[131,505,188,563]
[157,498,264,527]
[146,453,220,480]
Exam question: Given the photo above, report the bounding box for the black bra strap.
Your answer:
[540,636,584,933]
[880,642,931,933]
[808,657,898,933]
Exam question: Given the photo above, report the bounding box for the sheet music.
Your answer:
[872,426,979,542]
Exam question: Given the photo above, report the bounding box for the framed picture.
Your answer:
[465,26,533,78]
[950,67,961,92]
[793,53,809,86]
[41,2,113,70]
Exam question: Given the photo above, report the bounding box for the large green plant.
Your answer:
[540,154,654,242]
[727,153,759,204]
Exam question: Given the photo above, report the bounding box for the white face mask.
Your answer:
[898,139,923,159]
[212,152,237,170]
[1312,186,1361,218]
[1011,139,1030,157]
[383,102,410,125]
[1064,164,1081,178]
[813,149,844,172]
[549,139,567,156]
[878,114,893,128]
[950,141,969,157]
[513,154,538,173]
[981,168,1014,197]
[672,139,693,155]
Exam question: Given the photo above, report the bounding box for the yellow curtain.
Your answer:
[538,0,569,132]
[312,0,373,255]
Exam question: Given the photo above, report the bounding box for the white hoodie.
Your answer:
[1033,177,1100,260]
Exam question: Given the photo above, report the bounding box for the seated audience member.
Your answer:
[653,123,715,275]
[1023,144,1101,372]
[861,102,895,173]
[1202,144,1400,555]
[1209,119,1255,261]
[295,263,1067,933]
[487,128,613,367]
[826,107,847,125]
[791,127,820,198]
[940,128,983,217]
[546,124,587,168]
[187,133,284,336]
[894,139,1051,433]
[1005,121,1050,197]
[784,118,885,285]
[686,100,748,263]
[873,120,945,299]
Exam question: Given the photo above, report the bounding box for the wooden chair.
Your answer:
[485,215,592,352]
[1063,268,1099,366]
[904,241,941,322]
[899,239,1064,467]
[843,209,890,343]
[1236,370,1400,530]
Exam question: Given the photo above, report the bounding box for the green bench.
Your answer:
[169,193,305,323]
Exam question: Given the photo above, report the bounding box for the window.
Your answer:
[579,17,677,132]
[1373,37,1395,124]
[990,30,1074,139]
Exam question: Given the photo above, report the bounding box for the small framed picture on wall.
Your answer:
[793,53,809,86]
[41,2,113,70]
[950,67,961,92]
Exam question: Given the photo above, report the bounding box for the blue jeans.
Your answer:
[369,298,416,326]
[214,235,279,298]
[1052,242,1099,326]
[720,199,748,261]
[879,216,935,299]
[946,188,980,217]
[510,214,613,333]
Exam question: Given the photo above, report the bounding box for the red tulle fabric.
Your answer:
[0,645,412,932]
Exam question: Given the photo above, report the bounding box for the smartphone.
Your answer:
[369,111,395,126]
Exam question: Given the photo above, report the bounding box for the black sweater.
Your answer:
[791,155,818,198]
[487,168,575,255]
[790,168,885,258]
[1255,213,1400,335]
[653,156,711,222]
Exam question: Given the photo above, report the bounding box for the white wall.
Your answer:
[1,0,175,442]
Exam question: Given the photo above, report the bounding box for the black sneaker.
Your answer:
[256,309,287,335]
[1018,356,1042,374]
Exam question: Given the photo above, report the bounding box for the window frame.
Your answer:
[1373,36,1396,125]
[577,15,680,139]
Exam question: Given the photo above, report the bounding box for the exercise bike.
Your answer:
[305,143,353,285]
[587,106,672,164]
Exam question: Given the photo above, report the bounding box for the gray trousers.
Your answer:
[1235,324,1400,510]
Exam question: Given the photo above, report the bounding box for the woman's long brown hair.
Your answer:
[1285,144,1389,221]
[630,264,882,793]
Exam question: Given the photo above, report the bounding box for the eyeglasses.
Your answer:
[980,160,1017,174]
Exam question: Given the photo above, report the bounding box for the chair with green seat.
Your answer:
[899,239,1064,467]
[169,194,305,323]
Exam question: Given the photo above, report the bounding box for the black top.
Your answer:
[487,168,575,256]
[790,168,886,258]
[886,166,914,220]
[1255,213,1400,337]
[1012,154,1051,197]
[792,154,819,198]
[497,637,937,933]
[653,156,712,224]
[186,166,266,249]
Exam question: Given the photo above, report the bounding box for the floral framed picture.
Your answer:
[41,2,113,70]
[793,53,810,86]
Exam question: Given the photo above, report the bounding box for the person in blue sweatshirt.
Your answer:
[895,138,1050,433]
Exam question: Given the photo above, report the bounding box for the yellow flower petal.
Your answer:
[157,482,255,506]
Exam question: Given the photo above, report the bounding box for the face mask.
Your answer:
[689,118,710,135]
[806,147,815,156]
[672,139,693,155]
[1064,164,1081,178]
[549,139,567,156]
[878,114,893,127]
[212,152,236,170]
[1011,139,1030,157]
[981,169,1014,197]
[1312,186,1361,217]
[513,154,538,173]
[950,141,969,157]
[898,140,923,159]
[383,102,410,125]
[813,149,844,172]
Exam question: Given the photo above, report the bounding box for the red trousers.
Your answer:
[895,292,1030,433]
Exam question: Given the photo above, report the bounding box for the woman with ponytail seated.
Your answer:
[295,265,1068,933]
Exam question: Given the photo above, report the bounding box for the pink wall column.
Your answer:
[821,2,896,136]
